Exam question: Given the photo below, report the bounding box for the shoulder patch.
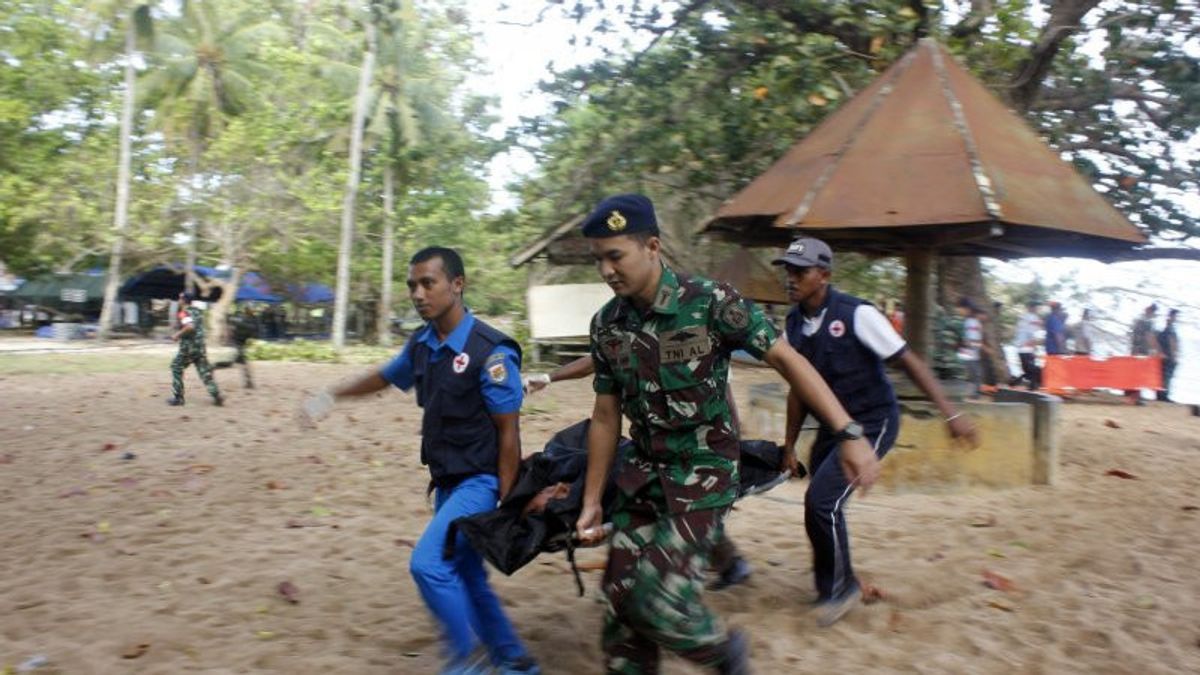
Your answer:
[487,361,507,383]
[719,298,750,330]
[485,351,506,365]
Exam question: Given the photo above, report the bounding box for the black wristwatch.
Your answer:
[833,421,864,441]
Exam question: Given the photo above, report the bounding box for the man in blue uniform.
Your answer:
[773,237,979,627]
[300,247,539,675]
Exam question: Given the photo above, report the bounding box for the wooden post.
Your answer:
[905,249,935,359]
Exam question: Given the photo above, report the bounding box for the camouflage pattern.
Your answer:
[931,305,966,380]
[590,265,775,673]
[172,306,221,402]
[602,480,729,674]
[228,309,256,388]
[590,265,777,514]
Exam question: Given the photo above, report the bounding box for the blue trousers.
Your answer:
[410,473,527,665]
[804,409,900,601]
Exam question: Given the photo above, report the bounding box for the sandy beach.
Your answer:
[2,354,1198,674]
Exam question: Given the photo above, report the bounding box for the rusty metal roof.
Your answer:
[704,39,1146,260]
[706,247,788,305]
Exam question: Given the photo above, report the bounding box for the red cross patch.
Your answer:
[829,319,846,338]
[452,352,470,374]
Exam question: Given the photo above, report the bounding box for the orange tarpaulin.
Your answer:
[1042,355,1162,394]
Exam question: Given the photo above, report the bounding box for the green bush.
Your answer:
[247,339,396,364]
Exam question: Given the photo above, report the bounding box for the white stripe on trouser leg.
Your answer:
[829,418,889,599]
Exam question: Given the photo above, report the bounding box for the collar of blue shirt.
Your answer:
[416,310,476,354]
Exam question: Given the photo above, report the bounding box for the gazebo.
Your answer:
[703,38,1146,356]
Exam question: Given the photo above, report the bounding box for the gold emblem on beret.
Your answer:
[606,210,627,231]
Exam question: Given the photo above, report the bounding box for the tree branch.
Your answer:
[1010,0,1104,111]
[1111,247,1200,262]
[951,0,995,39]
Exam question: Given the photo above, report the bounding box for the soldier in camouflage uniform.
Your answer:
[214,305,257,389]
[168,292,223,406]
[574,195,880,675]
[931,303,966,381]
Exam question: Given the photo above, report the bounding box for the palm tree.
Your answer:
[331,1,384,351]
[139,0,281,295]
[91,2,154,341]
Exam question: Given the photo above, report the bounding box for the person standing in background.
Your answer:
[1158,309,1180,402]
[1012,301,1043,390]
[1128,304,1159,405]
[1044,302,1068,356]
[956,298,984,399]
[1073,308,1095,355]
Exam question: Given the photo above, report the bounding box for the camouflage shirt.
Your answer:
[932,306,965,380]
[590,265,777,514]
[178,306,206,350]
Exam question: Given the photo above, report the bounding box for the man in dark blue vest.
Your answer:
[300,247,539,675]
[773,237,979,627]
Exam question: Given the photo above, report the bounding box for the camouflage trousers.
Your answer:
[214,343,253,388]
[171,346,220,401]
[602,480,731,674]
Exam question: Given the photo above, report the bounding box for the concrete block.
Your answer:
[745,382,1053,493]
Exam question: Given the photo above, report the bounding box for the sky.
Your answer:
[463,2,1200,402]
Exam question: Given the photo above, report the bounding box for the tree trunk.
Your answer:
[185,140,202,297]
[332,19,377,350]
[937,256,1007,383]
[97,17,138,341]
[904,249,935,359]
[209,267,241,345]
[377,161,395,346]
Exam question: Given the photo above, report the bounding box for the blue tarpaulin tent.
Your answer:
[121,265,291,302]
[285,282,334,304]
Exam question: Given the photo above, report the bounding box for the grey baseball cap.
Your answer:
[771,237,833,269]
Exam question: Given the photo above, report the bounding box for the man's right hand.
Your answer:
[576,501,605,546]
[522,373,551,394]
[297,391,334,428]
[839,437,881,495]
[780,447,800,478]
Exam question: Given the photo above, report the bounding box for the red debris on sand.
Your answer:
[121,644,150,659]
[394,538,415,548]
[266,480,286,490]
[277,581,300,604]
[1103,419,1121,429]
[861,583,887,604]
[982,570,1016,592]
[102,442,118,452]
[1105,469,1138,480]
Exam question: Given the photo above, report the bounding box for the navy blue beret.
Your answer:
[580,193,659,238]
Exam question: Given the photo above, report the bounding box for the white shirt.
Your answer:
[798,304,907,360]
[1014,311,1042,353]
[958,317,982,361]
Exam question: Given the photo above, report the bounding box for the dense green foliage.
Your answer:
[0,0,540,334]
[2,0,1195,341]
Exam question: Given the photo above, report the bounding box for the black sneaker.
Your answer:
[717,629,751,675]
[709,556,752,591]
[166,397,185,406]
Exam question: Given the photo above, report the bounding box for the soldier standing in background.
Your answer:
[214,305,257,389]
[167,292,223,407]
[574,195,879,674]
[932,303,966,381]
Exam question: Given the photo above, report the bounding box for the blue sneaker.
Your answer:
[708,556,752,591]
[498,655,542,675]
[441,652,490,675]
